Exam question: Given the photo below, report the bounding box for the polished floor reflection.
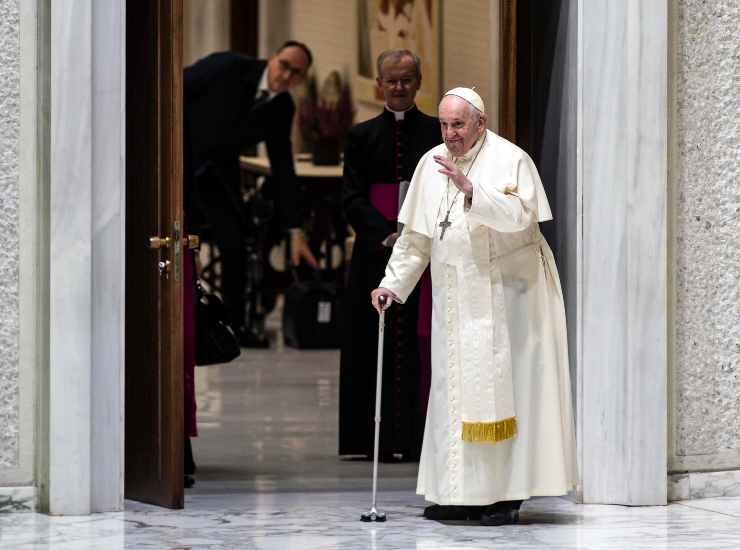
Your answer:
[4,325,740,548]
[190,340,418,494]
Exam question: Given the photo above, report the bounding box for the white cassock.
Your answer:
[380,129,577,505]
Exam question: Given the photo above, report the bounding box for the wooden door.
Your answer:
[125,0,185,508]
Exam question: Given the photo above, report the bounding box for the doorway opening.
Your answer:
[122,0,577,509]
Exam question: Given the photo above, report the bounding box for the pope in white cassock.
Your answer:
[371,88,577,526]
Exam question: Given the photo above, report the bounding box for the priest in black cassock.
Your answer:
[339,49,441,461]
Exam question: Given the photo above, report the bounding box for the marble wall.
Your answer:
[670,0,740,474]
[0,0,21,472]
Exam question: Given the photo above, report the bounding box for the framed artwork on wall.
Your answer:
[355,0,441,114]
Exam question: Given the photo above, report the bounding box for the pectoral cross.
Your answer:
[439,213,452,241]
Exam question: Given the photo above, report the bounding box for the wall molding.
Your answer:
[0,486,37,513]
[669,470,740,501]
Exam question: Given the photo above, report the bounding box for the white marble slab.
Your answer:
[1,492,740,549]
[578,0,668,505]
[679,495,740,518]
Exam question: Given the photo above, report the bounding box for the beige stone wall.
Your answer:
[0,0,21,474]
[670,0,740,473]
[183,0,231,67]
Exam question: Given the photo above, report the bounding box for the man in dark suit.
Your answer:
[184,41,317,333]
[339,49,441,461]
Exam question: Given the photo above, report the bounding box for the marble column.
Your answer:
[90,0,126,513]
[46,0,126,514]
[578,0,668,505]
[49,0,93,515]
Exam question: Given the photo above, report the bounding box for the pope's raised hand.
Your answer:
[371,288,395,314]
[433,155,473,197]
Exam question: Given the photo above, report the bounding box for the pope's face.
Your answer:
[376,55,421,112]
[266,46,309,94]
[438,95,486,157]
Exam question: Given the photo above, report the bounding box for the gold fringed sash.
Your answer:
[461,416,518,443]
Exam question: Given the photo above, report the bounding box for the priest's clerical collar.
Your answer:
[449,130,487,162]
[385,104,416,121]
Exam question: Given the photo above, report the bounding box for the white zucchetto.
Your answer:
[443,87,485,114]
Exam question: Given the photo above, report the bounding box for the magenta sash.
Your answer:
[369,183,400,221]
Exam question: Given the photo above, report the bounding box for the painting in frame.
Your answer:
[356,0,441,115]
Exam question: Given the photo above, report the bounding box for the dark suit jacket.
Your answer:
[183,52,299,243]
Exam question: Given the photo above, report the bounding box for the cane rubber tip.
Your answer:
[360,511,387,522]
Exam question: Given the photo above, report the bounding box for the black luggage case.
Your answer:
[282,278,342,349]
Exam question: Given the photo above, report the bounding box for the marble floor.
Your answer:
[3,323,740,548]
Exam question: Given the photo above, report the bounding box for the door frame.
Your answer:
[40,0,669,514]
[41,0,184,513]
[42,0,128,514]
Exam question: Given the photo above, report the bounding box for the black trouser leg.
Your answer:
[219,246,246,330]
[184,437,196,476]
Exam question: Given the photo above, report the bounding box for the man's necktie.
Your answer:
[252,90,270,112]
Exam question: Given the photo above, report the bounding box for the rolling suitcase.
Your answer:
[282,274,342,349]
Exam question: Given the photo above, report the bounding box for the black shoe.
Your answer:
[480,500,523,526]
[184,475,195,488]
[480,508,519,526]
[423,504,483,521]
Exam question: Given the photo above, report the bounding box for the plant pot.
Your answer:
[312,138,341,166]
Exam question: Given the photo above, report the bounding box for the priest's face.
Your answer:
[438,95,486,157]
[267,46,309,94]
[377,55,421,112]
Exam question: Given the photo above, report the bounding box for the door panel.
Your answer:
[125,0,185,509]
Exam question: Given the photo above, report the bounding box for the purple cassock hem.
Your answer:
[184,247,198,437]
[369,182,400,221]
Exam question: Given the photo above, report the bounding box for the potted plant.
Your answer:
[298,70,354,166]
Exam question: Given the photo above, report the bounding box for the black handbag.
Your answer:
[195,281,241,366]
[282,271,342,349]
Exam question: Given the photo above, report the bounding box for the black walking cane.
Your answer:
[361,295,388,522]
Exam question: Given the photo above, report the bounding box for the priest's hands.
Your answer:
[371,288,396,313]
[290,229,318,268]
[434,155,473,197]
